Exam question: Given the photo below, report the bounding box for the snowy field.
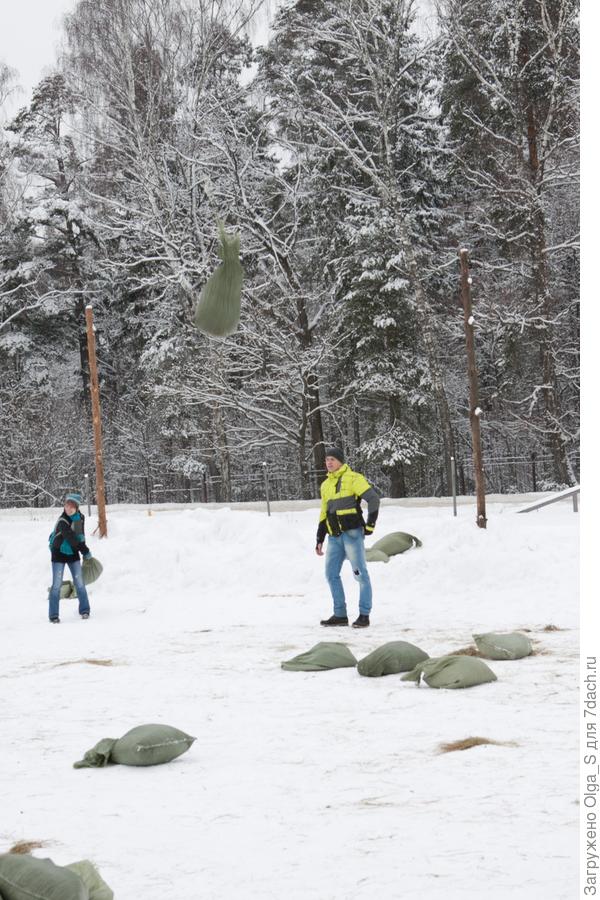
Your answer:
[0,498,579,899]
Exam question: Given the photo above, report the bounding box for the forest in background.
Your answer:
[0,0,579,505]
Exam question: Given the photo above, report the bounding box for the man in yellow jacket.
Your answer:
[316,446,380,628]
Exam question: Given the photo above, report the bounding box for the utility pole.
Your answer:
[85,305,108,537]
[459,249,487,529]
[263,461,271,517]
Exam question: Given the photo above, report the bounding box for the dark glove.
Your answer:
[83,551,92,560]
[364,523,375,536]
[316,521,327,546]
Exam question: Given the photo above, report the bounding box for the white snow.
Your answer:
[468,314,475,325]
[475,406,482,416]
[0,500,578,898]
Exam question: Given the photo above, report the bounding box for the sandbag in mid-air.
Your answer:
[193,221,243,338]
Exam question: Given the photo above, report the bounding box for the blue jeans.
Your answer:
[49,561,90,620]
[325,528,372,617]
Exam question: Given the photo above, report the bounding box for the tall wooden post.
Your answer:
[459,249,487,529]
[85,305,108,537]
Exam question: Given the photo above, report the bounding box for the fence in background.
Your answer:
[0,452,579,509]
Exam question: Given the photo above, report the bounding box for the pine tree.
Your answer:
[259,0,456,494]
[439,0,579,486]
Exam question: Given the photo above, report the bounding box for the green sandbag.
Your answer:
[366,531,422,561]
[65,862,113,900]
[402,655,497,689]
[194,222,243,338]
[82,557,103,585]
[112,724,196,766]
[47,581,76,600]
[357,641,429,677]
[73,737,117,769]
[473,632,533,660]
[74,725,196,768]
[282,642,357,671]
[47,559,103,602]
[365,548,390,563]
[0,855,88,900]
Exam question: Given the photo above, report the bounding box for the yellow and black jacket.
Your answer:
[316,465,380,545]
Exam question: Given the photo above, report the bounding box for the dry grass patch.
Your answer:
[53,658,115,668]
[9,840,48,854]
[438,736,518,754]
[521,624,566,633]
[450,645,483,657]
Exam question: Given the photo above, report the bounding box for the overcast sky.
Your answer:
[0,0,79,115]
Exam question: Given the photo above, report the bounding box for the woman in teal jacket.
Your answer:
[48,492,92,623]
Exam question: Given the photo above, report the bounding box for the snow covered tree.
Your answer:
[0,71,100,498]
[438,0,579,486]
[258,0,458,494]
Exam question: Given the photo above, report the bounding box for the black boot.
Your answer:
[352,614,370,628]
[320,615,349,626]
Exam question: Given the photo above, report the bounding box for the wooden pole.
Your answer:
[85,305,108,537]
[263,461,271,517]
[459,249,487,529]
[450,454,457,517]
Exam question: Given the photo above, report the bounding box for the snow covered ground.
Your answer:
[0,498,579,899]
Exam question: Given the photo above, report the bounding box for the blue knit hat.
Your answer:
[65,491,82,507]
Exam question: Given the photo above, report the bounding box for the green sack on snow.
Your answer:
[194,222,243,338]
[365,531,422,563]
[82,557,103,585]
[365,549,390,564]
[74,725,196,769]
[47,580,76,600]
[64,861,113,900]
[282,642,357,672]
[357,641,429,677]
[48,558,103,602]
[112,724,196,766]
[402,655,497,689]
[0,855,88,900]
[73,737,117,769]
[473,632,533,660]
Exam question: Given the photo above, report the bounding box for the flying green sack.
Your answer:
[74,724,196,768]
[194,222,243,338]
[402,655,497,689]
[82,557,103,585]
[357,641,429,677]
[0,854,88,900]
[365,531,422,562]
[473,632,533,660]
[64,862,113,900]
[282,642,357,672]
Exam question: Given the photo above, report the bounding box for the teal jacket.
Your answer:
[50,511,91,563]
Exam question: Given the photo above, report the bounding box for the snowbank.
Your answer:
[0,502,578,898]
